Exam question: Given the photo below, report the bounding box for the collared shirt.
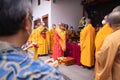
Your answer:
[0,41,63,80]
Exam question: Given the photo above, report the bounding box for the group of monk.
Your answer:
[26,5,120,80]
[27,22,76,61]
[80,5,120,80]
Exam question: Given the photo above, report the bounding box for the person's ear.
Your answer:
[24,13,32,33]
[108,23,111,27]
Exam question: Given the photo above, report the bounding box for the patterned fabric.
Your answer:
[0,41,63,80]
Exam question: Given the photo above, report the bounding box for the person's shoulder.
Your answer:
[18,56,63,80]
[0,43,63,80]
[105,29,120,42]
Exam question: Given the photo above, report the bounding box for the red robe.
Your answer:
[52,30,63,60]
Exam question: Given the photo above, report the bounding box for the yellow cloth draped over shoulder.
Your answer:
[51,26,66,60]
[95,23,114,52]
[80,24,95,67]
[28,25,50,55]
[49,28,55,54]
[57,27,66,52]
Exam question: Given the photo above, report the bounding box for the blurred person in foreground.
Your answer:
[95,5,120,80]
[0,0,64,80]
[95,11,120,80]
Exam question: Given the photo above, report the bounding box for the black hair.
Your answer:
[0,0,31,36]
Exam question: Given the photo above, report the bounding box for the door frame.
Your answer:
[42,14,48,27]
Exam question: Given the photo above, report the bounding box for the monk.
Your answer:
[95,11,120,80]
[94,18,113,80]
[49,24,56,54]
[95,6,120,80]
[69,26,76,38]
[65,24,70,42]
[95,23,113,52]
[51,23,66,60]
[28,23,50,56]
[80,18,95,67]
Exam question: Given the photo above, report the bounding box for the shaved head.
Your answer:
[112,5,120,12]
[108,12,120,27]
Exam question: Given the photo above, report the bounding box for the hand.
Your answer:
[45,58,60,68]
[23,41,38,50]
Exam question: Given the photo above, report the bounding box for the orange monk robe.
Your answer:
[95,29,120,80]
[49,28,55,53]
[95,23,114,52]
[94,23,113,80]
[52,27,66,60]
[80,24,95,67]
[59,28,66,53]
[28,26,50,55]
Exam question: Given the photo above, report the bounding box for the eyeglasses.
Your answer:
[28,15,33,25]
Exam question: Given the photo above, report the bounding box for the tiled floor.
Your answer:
[39,55,94,80]
[27,50,94,80]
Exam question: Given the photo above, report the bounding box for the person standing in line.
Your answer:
[95,11,120,80]
[95,5,120,80]
[80,18,95,68]
[49,24,56,54]
[94,15,114,80]
[51,23,66,60]
[95,15,114,53]
[28,22,50,56]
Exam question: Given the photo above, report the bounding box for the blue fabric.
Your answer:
[0,41,63,80]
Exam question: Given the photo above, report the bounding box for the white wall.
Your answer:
[32,0,51,28]
[51,0,83,31]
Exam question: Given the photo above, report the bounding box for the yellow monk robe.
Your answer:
[95,29,120,80]
[94,23,113,80]
[28,25,43,50]
[80,23,95,67]
[49,28,55,53]
[95,23,114,52]
[29,25,43,40]
[58,27,66,53]
[28,26,50,55]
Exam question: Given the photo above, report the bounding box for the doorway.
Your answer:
[42,14,48,27]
